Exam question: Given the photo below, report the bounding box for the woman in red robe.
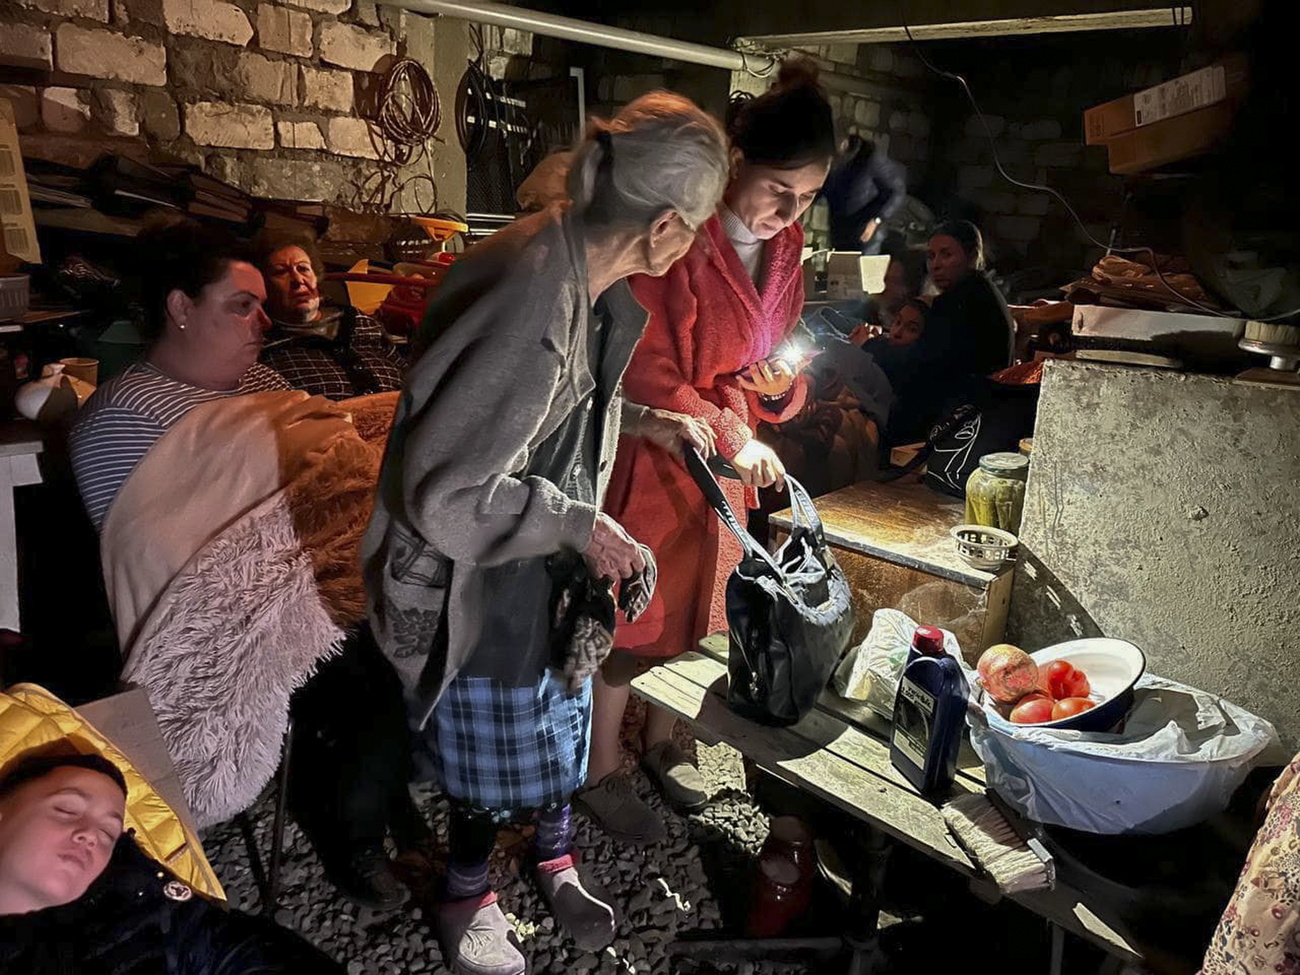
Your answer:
[580,60,838,843]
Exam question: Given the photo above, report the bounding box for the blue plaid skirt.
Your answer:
[423,671,592,815]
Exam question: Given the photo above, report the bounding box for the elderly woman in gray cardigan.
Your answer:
[362,93,729,975]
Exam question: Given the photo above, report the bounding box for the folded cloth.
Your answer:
[549,547,659,694]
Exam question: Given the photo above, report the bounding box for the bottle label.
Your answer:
[892,677,936,772]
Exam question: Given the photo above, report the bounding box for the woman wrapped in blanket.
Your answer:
[362,93,729,975]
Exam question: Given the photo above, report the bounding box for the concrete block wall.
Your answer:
[1011,360,1300,749]
[0,0,468,212]
[733,43,935,246]
[925,31,1185,277]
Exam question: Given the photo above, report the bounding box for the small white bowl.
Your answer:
[951,524,1018,571]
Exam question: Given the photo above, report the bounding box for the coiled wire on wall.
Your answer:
[350,57,443,215]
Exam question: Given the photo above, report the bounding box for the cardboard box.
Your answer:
[1073,303,1244,360]
[824,252,891,301]
[0,98,39,264]
[1084,53,1248,145]
[1103,100,1236,174]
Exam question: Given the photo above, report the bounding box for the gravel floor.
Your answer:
[201,703,818,975]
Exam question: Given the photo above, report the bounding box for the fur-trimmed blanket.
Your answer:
[101,390,397,827]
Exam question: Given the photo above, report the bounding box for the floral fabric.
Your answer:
[1203,753,1300,975]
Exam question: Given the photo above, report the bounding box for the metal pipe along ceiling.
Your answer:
[386,0,749,71]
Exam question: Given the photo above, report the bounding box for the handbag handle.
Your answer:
[684,448,782,575]
[783,478,826,547]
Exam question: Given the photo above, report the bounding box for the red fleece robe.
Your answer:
[604,214,809,659]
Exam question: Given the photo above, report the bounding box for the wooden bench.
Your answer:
[633,634,1142,969]
[768,479,1013,659]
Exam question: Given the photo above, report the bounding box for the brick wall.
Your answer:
[0,0,468,211]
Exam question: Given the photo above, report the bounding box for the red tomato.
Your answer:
[1052,697,1097,720]
[1064,669,1091,698]
[1040,660,1093,700]
[1010,697,1056,724]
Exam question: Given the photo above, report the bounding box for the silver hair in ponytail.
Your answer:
[567,92,729,232]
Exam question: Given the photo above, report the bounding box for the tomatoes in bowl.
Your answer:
[1040,660,1091,700]
[1051,697,1097,720]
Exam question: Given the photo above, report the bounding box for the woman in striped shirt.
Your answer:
[70,218,289,532]
[68,217,415,912]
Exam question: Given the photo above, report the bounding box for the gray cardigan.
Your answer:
[361,206,650,727]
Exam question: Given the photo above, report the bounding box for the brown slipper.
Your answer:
[641,740,709,812]
[574,772,666,847]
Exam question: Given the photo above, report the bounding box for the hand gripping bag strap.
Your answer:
[684,448,781,574]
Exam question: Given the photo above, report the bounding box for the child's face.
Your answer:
[888,305,925,347]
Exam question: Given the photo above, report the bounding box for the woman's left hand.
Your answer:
[640,409,716,459]
[737,358,797,399]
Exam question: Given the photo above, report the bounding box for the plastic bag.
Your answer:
[831,609,963,719]
[968,674,1282,835]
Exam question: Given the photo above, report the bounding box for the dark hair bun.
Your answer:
[774,57,823,93]
[729,57,836,169]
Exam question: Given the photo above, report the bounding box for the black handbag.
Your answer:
[685,449,856,727]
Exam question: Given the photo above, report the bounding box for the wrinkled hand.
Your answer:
[731,438,786,491]
[737,358,797,399]
[584,512,646,582]
[640,409,716,459]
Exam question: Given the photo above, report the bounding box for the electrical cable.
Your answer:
[900,18,1300,323]
[375,58,442,164]
[349,57,444,215]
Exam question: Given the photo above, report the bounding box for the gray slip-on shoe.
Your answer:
[641,740,709,811]
[534,852,617,951]
[574,772,667,847]
[436,891,527,975]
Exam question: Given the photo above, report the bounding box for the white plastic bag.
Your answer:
[967,674,1281,834]
[831,609,963,719]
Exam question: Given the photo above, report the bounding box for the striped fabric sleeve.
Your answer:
[70,407,168,532]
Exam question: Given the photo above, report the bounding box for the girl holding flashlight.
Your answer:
[580,59,836,843]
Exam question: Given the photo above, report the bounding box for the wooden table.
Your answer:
[0,420,42,633]
[633,634,1142,969]
[769,479,1014,660]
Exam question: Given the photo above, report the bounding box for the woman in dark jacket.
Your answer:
[871,220,1015,444]
[0,752,341,975]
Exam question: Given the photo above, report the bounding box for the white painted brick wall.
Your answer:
[281,0,348,13]
[257,4,312,58]
[94,88,138,135]
[319,21,393,72]
[40,87,90,133]
[277,119,324,149]
[325,116,378,159]
[300,65,353,112]
[19,0,108,22]
[161,0,253,46]
[236,51,298,105]
[186,100,275,149]
[0,23,53,70]
[55,25,167,86]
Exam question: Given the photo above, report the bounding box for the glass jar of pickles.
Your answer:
[965,452,1029,533]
